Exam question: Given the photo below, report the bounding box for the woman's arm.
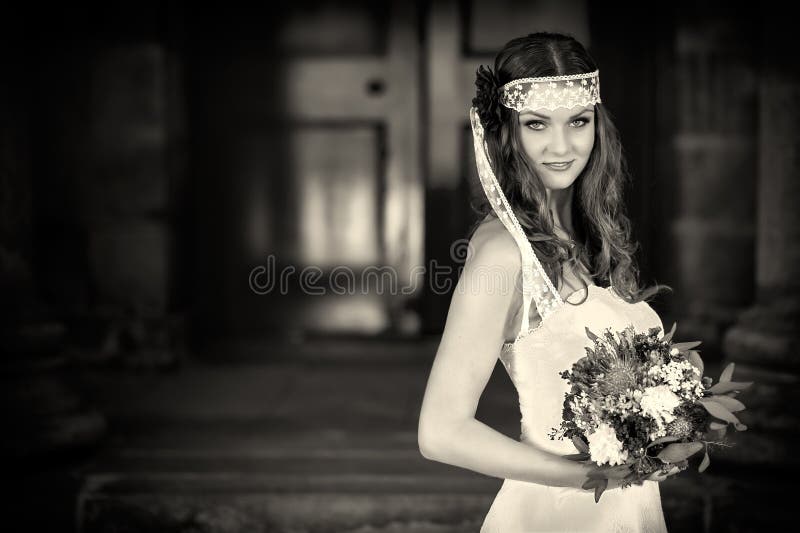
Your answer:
[417,229,592,489]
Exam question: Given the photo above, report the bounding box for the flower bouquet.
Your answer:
[549,323,753,502]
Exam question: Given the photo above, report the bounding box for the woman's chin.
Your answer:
[536,163,585,190]
[541,174,579,190]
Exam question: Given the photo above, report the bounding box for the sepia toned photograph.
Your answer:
[2,1,796,531]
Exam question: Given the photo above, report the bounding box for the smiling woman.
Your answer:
[518,105,596,191]
[418,31,676,533]
[469,46,642,304]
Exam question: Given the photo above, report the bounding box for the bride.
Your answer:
[418,32,681,532]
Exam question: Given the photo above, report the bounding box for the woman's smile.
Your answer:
[542,160,575,171]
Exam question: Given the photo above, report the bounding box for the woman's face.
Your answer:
[517,105,595,191]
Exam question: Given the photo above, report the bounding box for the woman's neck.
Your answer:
[546,186,575,237]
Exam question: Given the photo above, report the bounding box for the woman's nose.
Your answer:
[546,128,569,156]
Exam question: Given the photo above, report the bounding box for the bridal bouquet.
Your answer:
[549,324,752,502]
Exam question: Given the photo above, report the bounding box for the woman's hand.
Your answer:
[581,463,683,493]
[645,464,682,482]
[612,464,683,489]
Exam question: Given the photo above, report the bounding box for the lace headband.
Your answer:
[500,70,601,112]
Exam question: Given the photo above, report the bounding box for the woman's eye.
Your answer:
[524,120,545,130]
[523,117,591,130]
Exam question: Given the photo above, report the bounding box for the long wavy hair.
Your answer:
[470,32,664,304]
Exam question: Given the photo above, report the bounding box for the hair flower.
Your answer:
[472,65,503,134]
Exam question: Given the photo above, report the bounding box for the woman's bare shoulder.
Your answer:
[467,215,521,270]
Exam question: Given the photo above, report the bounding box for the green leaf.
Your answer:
[587,464,632,480]
[662,322,677,343]
[604,465,634,479]
[686,350,704,375]
[708,381,753,394]
[587,469,606,479]
[585,327,599,343]
[699,449,710,473]
[707,424,728,438]
[720,363,735,383]
[572,435,590,453]
[582,478,603,490]
[647,435,681,448]
[674,459,689,469]
[594,479,608,503]
[657,442,704,463]
[709,395,746,413]
[699,398,748,431]
[564,452,591,461]
[672,341,702,352]
[700,398,739,422]
[708,421,727,430]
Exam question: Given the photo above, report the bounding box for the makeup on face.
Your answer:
[517,105,596,190]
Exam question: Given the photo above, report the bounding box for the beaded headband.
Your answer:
[500,70,601,112]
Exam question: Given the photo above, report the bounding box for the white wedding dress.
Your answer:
[467,107,669,532]
[479,283,670,532]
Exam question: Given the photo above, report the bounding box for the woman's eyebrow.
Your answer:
[519,108,595,120]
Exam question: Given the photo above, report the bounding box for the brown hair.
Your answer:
[471,31,665,303]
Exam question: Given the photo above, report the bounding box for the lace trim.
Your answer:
[504,285,607,346]
[502,284,661,348]
[499,70,600,88]
[500,71,601,113]
[469,107,564,333]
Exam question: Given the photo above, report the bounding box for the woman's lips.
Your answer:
[542,160,574,171]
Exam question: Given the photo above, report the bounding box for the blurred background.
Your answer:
[2,0,797,531]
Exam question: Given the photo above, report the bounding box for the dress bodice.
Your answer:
[499,285,664,455]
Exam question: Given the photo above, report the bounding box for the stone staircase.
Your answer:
[69,360,503,532]
[50,358,790,532]
[76,422,497,533]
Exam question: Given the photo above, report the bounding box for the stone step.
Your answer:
[76,433,793,533]
[70,362,789,532]
[80,492,492,533]
[76,423,499,532]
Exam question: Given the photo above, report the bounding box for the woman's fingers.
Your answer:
[647,465,681,481]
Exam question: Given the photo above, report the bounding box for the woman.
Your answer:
[418,32,680,532]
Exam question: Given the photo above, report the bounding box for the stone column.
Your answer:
[722,13,800,468]
[82,44,186,368]
[671,14,758,361]
[711,11,800,531]
[1,42,106,461]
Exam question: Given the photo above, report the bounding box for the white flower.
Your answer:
[639,385,681,424]
[587,422,629,466]
[648,361,702,400]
